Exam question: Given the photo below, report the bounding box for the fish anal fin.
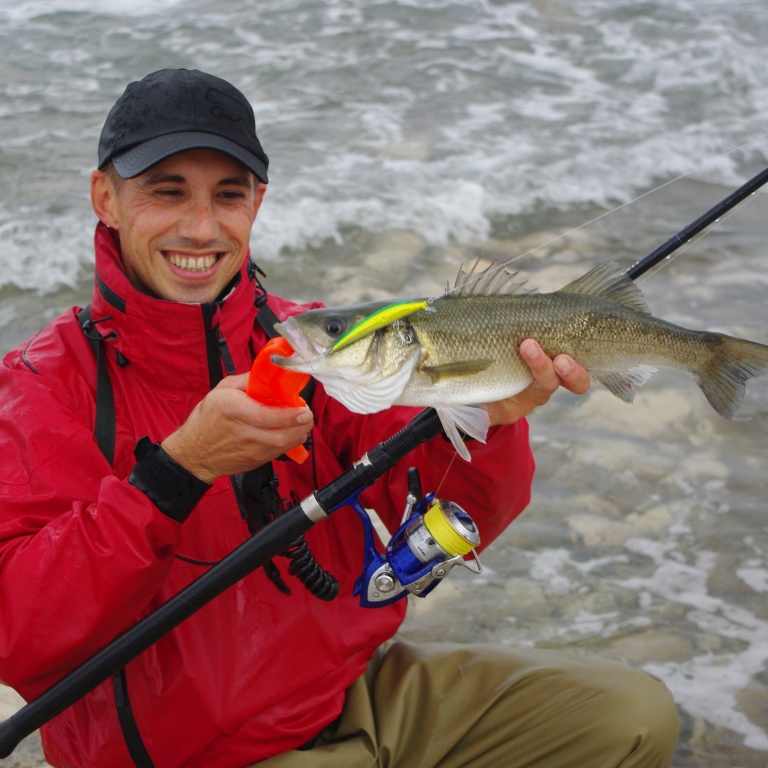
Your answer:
[595,365,657,404]
[561,261,651,314]
[422,359,494,382]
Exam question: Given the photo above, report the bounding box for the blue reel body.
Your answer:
[349,478,482,608]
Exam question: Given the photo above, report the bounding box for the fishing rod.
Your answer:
[1,166,768,758]
[626,165,768,280]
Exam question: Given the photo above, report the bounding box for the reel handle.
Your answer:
[247,337,310,463]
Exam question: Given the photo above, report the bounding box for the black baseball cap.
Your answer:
[97,68,269,183]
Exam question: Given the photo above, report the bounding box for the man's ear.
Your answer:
[90,169,120,229]
[252,182,267,221]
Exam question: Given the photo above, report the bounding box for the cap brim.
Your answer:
[112,131,269,183]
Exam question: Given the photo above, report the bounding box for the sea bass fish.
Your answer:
[273,261,768,460]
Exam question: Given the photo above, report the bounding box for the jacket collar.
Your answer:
[90,223,259,391]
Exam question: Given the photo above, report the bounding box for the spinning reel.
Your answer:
[353,468,482,607]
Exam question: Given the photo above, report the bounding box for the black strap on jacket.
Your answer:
[113,668,156,768]
[78,306,155,768]
[79,305,117,466]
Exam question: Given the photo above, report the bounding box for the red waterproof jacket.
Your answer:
[0,224,535,767]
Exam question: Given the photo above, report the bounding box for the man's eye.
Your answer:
[155,188,183,197]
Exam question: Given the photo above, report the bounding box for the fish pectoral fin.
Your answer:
[436,405,490,462]
[594,365,657,404]
[421,359,494,383]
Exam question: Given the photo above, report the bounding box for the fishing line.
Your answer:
[441,131,768,298]
[435,449,460,498]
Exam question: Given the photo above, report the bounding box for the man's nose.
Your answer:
[180,196,220,241]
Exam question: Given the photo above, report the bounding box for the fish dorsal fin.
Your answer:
[452,260,538,298]
[560,261,651,314]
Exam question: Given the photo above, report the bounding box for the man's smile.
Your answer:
[165,252,221,272]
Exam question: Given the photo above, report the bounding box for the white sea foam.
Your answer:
[1,0,767,293]
[0,0,188,20]
[622,544,768,751]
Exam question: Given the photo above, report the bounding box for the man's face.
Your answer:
[91,149,265,304]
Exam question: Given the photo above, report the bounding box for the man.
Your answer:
[0,69,679,767]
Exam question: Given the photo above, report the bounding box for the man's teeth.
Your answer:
[168,254,217,271]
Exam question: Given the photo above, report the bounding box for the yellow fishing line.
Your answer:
[424,500,475,556]
[331,300,428,351]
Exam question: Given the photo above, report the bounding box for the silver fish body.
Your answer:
[274,261,768,458]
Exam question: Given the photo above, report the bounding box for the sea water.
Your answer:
[1,1,767,765]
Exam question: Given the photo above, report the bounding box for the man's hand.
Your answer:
[161,373,313,484]
[485,339,590,426]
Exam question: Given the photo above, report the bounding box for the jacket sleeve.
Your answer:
[313,389,536,550]
[0,363,180,700]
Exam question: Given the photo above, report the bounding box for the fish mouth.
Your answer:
[273,320,324,368]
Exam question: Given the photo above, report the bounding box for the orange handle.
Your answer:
[247,337,311,463]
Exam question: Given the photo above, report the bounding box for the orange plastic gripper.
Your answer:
[246,337,311,464]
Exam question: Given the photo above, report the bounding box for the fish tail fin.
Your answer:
[697,335,768,418]
[436,405,490,462]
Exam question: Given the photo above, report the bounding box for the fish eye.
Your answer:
[324,318,345,336]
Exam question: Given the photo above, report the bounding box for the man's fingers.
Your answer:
[219,373,315,426]
[519,339,559,393]
[553,354,591,394]
[243,399,313,430]
[520,340,590,395]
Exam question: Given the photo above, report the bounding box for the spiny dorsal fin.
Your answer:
[452,260,538,297]
[559,261,651,314]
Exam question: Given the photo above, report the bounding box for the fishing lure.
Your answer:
[331,300,429,351]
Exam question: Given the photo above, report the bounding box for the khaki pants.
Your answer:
[255,641,679,767]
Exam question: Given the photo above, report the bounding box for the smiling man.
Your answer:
[93,152,265,305]
[0,69,678,767]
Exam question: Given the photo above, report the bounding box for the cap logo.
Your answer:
[206,87,247,124]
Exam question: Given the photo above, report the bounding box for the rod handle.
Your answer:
[0,717,24,759]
